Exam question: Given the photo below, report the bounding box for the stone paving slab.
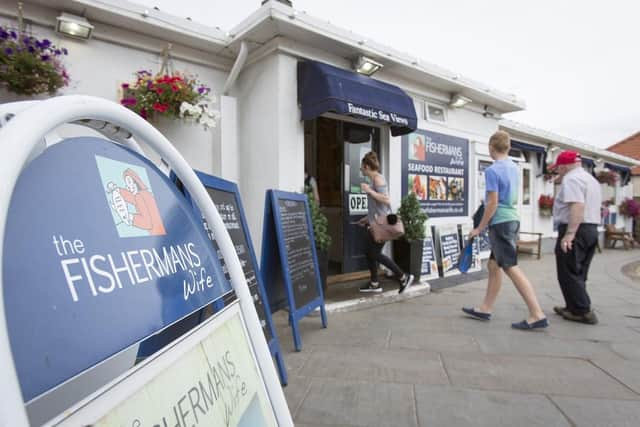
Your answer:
[414,385,570,427]
[283,375,311,419]
[550,395,640,427]
[389,328,481,353]
[611,342,640,360]
[590,357,640,394]
[474,331,618,359]
[294,378,416,427]
[297,347,449,386]
[441,352,639,399]
[275,251,640,425]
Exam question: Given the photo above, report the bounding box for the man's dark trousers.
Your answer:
[555,223,599,315]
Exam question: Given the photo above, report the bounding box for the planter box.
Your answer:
[393,239,423,282]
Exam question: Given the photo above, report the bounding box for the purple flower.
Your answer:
[0,29,8,39]
[41,39,51,47]
[62,48,68,55]
[4,48,13,55]
[10,31,17,39]
[198,86,205,94]
[54,49,61,56]
[120,98,137,106]
[40,54,50,61]
[28,46,34,53]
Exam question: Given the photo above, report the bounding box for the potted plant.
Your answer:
[305,188,331,293]
[119,70,219,130]
[538,194,554,217]
[0,26,70,98]
[393,192,428,281]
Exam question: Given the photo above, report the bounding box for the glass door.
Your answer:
[342,122,379,273]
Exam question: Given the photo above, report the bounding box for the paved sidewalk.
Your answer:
[274,250,640,427]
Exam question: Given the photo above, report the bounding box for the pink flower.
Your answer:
[120,98,137,106]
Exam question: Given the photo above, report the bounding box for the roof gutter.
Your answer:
[223,41,249,96]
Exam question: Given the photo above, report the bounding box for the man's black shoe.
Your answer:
[553,306,568,316]
[562,310,598,325]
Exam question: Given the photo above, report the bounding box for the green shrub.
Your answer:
[398,193,428,242]
[305,187,331,252]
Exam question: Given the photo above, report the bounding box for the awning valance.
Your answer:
[582,158,595,168]
[510,140,546,153]
[297,60,417,136]
[605,162,632,185]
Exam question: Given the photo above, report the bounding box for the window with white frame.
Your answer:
[425,103,447,123]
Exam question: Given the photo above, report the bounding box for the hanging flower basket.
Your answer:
[596,170,618,186]
[619,198,640,218]
[119,70,219,130]
[538,194,554,217]
[0,26,69,96]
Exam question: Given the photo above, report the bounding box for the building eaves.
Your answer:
[16,0,233,58]
[500,119,640,167]
[227,2,526,114]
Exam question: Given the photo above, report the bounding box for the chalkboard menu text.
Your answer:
[186,172,287,385]
[436,224,461,277]
[420,228,439,281]
[261,190,328,351]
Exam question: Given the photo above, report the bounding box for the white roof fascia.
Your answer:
[72,0,230,46]
[500,119,640,167]
[228,2,526,113]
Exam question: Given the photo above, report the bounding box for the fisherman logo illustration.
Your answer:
[95,155,167,237]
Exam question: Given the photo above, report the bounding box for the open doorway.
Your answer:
[304,117,380,276]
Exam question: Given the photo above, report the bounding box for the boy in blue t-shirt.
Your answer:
[462,131,548,330]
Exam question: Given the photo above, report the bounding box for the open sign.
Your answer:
[348,194,368,215]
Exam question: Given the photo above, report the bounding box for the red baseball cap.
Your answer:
[550,151,581,169]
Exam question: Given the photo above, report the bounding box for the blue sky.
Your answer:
[141,0,639,148]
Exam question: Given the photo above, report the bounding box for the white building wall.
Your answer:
[233,53,304,255]
[0,23,227,176]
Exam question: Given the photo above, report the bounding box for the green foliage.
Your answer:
[0,28,69,95]
[305,187,332,252]
[398,192,428,242]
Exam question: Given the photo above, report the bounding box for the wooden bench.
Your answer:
[516,232,543,259]
[604,224,635,250]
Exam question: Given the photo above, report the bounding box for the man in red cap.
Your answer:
[550,151,602,324]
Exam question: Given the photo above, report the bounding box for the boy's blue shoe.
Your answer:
[462,307,491,321]
[511,318,549,330]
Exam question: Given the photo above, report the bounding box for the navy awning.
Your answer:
[605,162,632,185]
[511,140,546,153]
[297,60,417,136]
[581,158,595,168]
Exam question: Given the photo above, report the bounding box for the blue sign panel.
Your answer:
[183,171,288,385]
[2,137,231,402]
[260,190,327,351]
[401,130,469,217]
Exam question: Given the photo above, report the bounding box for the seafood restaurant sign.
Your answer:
[3,137,232,402]
[401,129,469,217]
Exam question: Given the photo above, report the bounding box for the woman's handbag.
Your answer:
[369,213,405,242]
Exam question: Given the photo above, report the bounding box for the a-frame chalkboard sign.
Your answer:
[261,190,328,351]
[183,172,288,385]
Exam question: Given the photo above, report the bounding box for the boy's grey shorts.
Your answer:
[489,221,519,268]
